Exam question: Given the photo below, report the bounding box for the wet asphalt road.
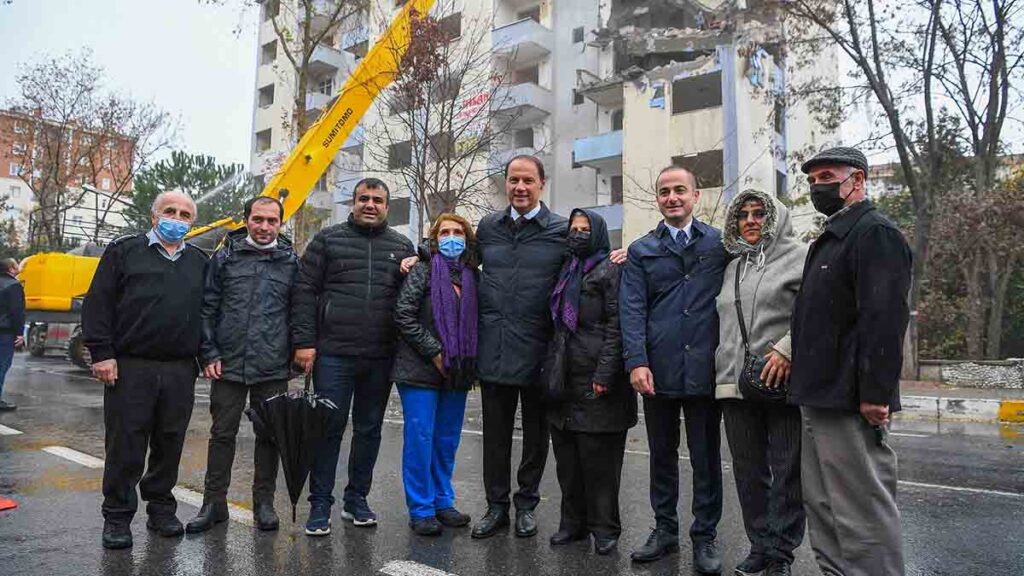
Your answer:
[0,355,1022,576]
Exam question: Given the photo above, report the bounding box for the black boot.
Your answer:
[764,561,792,576]
[734,551,768,575]
[630,528,679,563]
[254,502,279,531]
[471,507,510,539]
[693,539,722,574]
[515,509,538,537]
[146,515,184,537]
[594,536,618,556]
[549,527,588,546]
[185,501,228,534]
[101,521,132,550]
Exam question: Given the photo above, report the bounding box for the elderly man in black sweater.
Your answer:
[83,190,208,550]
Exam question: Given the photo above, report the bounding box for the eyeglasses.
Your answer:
[736,209,767,221]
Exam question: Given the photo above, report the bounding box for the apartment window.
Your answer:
[773,96,786,135]
[573,27,585,44]
[671,149,724,188]
[261,41,277,65]
[264,0,279,20]
[11,143,27,157]
[432,76,461,101]
[9,186,20,199]
[572,89,584,106]
[349,40,368,60]
[518,6,541,22]
[71,215,83,225]
[776,170,789,201]
[612,109,624,130]
[101,177,111,190]
[514,127,534,149]
[388,141,412,169]
[13,120,28,135]
[671,71,722,115]
[255,129,272,152]
[388,196,410,226]
[611,175,623,204]
[258,84,275,107]
[440,12,462,40]
[8,163,23,177]
[512,65,539,85]
[80,134,95,146]
[429,132,455,163]
[316,77,335,96]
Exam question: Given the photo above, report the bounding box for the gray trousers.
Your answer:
[801,407,904,576]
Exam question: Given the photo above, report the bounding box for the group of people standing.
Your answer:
[82,145,911,576]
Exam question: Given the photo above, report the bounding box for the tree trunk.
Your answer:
[964,252,986,359]
[902,202,931,378]
[985,252,1014,360]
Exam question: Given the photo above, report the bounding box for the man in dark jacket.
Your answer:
[790,147,911,576]
[186,197,297,534]
[83,190,208,550]
[0,258,25,411]
[291,178,414,536]
[619,166,729,573]
[471,155,568,540]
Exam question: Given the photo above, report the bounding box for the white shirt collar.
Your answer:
[511,204,542,221]
[146,228,187,260]
[664,219,694,242]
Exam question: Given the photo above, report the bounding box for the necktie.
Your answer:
[676,230,688,246]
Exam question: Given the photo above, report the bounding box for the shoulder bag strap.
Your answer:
[733,261,750,353]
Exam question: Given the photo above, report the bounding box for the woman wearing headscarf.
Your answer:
[715,189,807,576]
[544,208,637,556]
[391,213,479,536]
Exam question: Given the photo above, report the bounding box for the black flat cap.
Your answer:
[800,146,869,174]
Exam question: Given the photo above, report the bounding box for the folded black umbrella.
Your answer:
[246,373,339,522]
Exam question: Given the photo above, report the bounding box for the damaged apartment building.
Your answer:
[575,0,837,240]
[250,0,835,244]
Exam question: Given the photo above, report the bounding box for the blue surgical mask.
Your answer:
[156,217,190,243]
[438,235,466,259]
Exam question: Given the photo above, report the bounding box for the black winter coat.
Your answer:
[477,204,568,386]
[0,274,25,336]
[547,258,637,433]
[788,200,912,413]
[291,215,415,358]
[199,229,298,385]
[390,261,477,390]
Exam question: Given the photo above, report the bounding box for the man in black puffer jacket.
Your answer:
[187,197,298,534]
[291,178,414,536]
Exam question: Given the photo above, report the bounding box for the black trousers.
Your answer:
[643,395,722,542]
[102,357,197,523]
[481,383,549,511]
[722,399,805,563]
[203,379,287,505]
[550,426,627,539]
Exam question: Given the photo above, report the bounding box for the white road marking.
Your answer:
[0,424,23,436]
[171,486,254,526]
[380,560,460,576]
[899,480,1023,499]
[890,432,929,438]
[41,446,105,468]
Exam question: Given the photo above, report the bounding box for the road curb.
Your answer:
[901,395,1024,423]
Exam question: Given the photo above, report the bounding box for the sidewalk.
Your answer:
[899,381,1024,423]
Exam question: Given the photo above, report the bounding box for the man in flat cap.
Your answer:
[788,146,911,575]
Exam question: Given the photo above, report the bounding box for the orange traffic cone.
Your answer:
[0,497,17,511]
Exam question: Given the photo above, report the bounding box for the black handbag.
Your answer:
[734,264,787,402]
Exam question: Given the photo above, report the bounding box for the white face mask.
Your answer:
[245,235,278,250]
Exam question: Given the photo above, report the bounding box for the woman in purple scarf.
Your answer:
[544,208,637,555]
[391,213,479,536]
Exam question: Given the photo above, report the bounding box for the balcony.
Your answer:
[492,18,552,65]
[309,43,346,76]
[341,26,369,51]
[305,91,333,112]
[573,130,623,172]
[579,77,623,108]
[490,82,552,128]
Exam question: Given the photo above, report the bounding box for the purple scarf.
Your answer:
[430,253,478,370]
[549,252,606,332]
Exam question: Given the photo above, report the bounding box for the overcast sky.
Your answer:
[0,0,258,167]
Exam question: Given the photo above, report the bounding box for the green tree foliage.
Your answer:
[126,151,259,231]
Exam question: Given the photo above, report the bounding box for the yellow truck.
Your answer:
[19,0,437,366]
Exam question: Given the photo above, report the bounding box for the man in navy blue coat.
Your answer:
[620,166,729,573]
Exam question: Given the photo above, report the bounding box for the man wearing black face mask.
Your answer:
[789,147,912,576]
